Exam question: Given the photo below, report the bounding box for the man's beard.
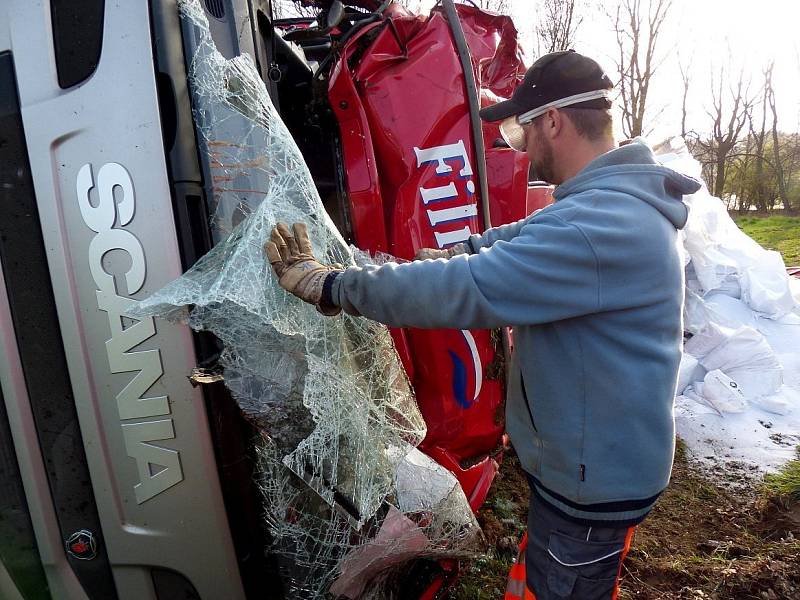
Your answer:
[532,134,557,184]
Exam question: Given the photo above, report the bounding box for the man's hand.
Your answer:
[414,242,470,261]
[264,222,342,315]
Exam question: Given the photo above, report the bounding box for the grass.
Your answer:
[733,215,800,266]
[764,447,800,500]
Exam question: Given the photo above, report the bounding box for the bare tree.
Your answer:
[272,0,318,19]
[474,0,512,14]
[749,66,770,212]
[765,62,792,210]
[736,134,754,211]
[697,65,753,198]
[678,53,691,139]
[535,0,584,55]
[611,0,673,138]
[393,0,425,11]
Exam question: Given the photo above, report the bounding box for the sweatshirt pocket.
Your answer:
[520,373,543,473]
[520,372,537,431]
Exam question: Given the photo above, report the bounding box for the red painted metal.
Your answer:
[527,183,555,214]
[486,148,531,226]
[329,3,528,509]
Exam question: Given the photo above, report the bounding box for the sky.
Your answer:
[419,0,800,141]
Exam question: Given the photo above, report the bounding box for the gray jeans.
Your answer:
[525,499,635,599]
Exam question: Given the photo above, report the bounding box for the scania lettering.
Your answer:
[77,161,183,504]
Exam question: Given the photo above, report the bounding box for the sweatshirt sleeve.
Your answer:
[333,214,601,329]
[466,216,528,252]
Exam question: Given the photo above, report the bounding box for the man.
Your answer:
[266,51,700,599]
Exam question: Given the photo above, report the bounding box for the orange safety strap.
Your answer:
[504,532,536,600]
[611,526,636,600]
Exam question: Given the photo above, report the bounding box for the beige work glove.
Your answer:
[414,242,470,261]
[264,222,342,315]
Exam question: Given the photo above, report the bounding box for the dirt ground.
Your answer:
[449,443,800,599]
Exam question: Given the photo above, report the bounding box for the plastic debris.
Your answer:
[676,353,702,396]
[695,369,747,414]
[188,367,225,386]
[685,322,783,401]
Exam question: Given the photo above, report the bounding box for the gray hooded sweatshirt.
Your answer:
[330,141,701,524]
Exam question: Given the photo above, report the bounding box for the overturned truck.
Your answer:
[0,0,550,598]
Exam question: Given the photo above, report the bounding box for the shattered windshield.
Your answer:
[126,0,480,596]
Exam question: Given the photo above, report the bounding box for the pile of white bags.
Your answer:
[654,138,800,471]
[682,192,796,319]
[680,323,785,414]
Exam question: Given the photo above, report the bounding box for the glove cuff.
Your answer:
[320,271,341,313]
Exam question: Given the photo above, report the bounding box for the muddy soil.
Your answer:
[449,444,800,599]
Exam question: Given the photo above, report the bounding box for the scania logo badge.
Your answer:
[65,529,97,560]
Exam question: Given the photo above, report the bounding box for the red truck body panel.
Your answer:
[328,4,540,510]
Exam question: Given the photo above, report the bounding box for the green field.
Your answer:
[734,215,800,266]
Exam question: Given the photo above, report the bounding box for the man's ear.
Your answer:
[542,108,562,139]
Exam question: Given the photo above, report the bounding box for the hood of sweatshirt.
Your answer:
[553,139,701,229]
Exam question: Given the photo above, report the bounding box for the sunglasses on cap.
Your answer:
[498,89,612,153]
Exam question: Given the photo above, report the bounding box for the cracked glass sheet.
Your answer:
[126,0,480,596]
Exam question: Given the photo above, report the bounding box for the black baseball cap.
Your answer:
[480,50,614,123]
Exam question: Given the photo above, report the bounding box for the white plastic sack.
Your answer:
[684,193,794,317]
[701,293,758,330]
[683,288,715,335]
[683,322,730,359]
[393,447,462,514]
[676,353,704,395]
[791,277,800,305]
[701,369,747,413]
[699,325,780,373]
[656,138,796,319]
[681,192,741,294]
[685,324,783,400]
